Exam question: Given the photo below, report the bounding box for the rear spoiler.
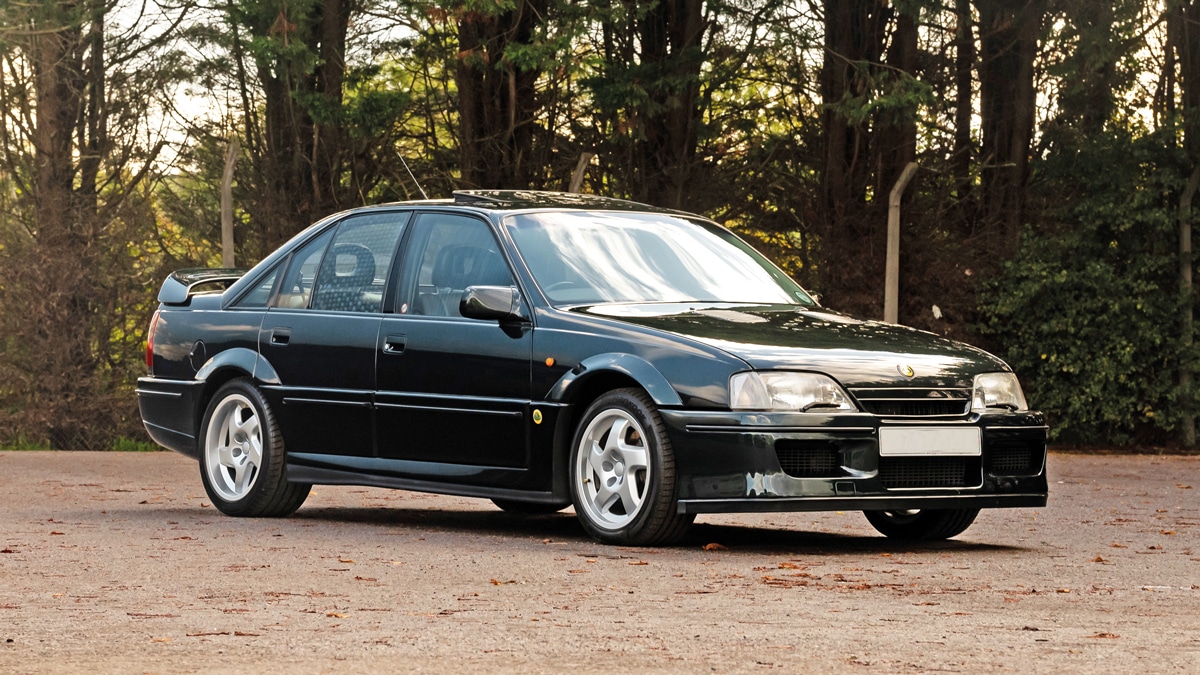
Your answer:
[157,268,249,305]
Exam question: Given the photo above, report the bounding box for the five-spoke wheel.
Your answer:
[569,389,693,545]
[199,379,310,517]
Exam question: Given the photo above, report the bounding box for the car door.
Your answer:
[375,212,532,468]
[259,212,410,458]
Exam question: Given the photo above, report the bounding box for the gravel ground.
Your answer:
[0,450,1197,673]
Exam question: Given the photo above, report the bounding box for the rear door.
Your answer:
[375,212,532,468]
[259,212,410,457]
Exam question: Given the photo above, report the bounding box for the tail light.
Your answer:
[146,310,161,374]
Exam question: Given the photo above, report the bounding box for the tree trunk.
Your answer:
[819,0,891,313]
[635,0,706,209]
[975,0,1046,252]
[239,0,353,257]
[952,0,975,197]
[455,1,547,189]
[1174,0,1200,448]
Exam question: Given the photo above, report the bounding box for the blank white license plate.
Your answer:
[879,427,981,457]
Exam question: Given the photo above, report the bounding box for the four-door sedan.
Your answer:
[138,190,1047,545]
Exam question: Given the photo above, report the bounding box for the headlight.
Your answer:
[971,372,1028,412]
[729,372,857,412]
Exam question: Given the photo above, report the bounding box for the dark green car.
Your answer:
[138,191,1047,546]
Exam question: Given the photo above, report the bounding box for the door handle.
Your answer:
[270,328,291,345]
[383,334,407,355]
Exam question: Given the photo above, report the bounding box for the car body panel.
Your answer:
[375,315,532,468]
[258,309,379,457]
[579,303,1005,389]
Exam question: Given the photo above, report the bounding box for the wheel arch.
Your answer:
[192,347,280,436]
[546,354,680,498]
[547,353,682,408]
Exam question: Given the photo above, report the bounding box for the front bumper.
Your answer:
[660,409,1048,515]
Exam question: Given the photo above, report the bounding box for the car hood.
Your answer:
[575,303,1007,388]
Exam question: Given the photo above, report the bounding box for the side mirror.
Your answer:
[460,285,525,322]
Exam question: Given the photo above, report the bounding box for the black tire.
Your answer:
[863,508,980,541]
[198,379,311,517]
[491,499,567,515]
[569,388,695,546]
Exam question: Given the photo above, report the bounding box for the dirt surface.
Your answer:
[1,451,1197,673]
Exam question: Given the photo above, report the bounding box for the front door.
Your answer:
[375,212,532,468]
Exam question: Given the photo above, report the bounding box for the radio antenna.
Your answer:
[396,152,429,200]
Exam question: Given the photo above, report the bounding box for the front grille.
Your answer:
[858,400,969,416]
[879,457,979,489]
[776,440,841,478]
[849,388,971,418]
[986,440,1042,476]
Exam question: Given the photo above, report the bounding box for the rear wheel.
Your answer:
[863,508,979,541]
[491,499,567,515]
[199,379,310,517]
[569,389,694,546]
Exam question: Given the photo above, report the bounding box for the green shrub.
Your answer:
[978,129,1189,445]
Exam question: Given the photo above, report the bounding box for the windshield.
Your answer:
[506,211,814,307]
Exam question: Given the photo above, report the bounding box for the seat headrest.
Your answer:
[431,245,510,288]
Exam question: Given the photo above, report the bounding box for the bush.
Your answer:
[978,129,1189,445]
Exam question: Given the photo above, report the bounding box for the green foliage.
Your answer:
[978,130,1188,445]
[110,437,160,452]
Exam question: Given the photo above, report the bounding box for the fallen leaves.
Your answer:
[1087,633,1119,639]
[628,561,648,566]
[337,558,355,564]
[1178,484,1193,490]
[703,543,728,551]
[489,579,517,585]
[1091,556,1109,564]
[326,612,347,618]
[762,575,808,589]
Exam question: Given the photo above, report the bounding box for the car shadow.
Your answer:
[286,505,1030,556]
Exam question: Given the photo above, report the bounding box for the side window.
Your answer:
[233,265,281,308]
[402,214,513,318]
[275,229,334,309]
[310,213,408,313]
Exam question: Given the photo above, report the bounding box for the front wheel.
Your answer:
[863,508,979,541]
[569,389,694,546]
[199,379,310,517]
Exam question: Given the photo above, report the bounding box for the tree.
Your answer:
[975,0,1046,252]
[0,0,183,448]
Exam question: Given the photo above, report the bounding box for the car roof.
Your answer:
[376,190,688,216]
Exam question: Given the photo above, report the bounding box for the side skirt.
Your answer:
[285,453,570,506]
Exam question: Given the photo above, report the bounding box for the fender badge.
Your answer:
[532,409,544,425]
[898,364,915,378]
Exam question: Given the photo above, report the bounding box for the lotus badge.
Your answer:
[897,364,915,378]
